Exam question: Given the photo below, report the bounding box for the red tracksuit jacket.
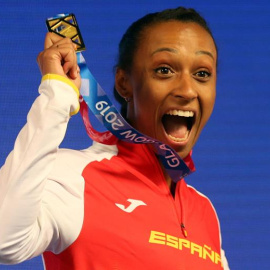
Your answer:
[0,75,229,269]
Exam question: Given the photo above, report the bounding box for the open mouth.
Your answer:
[162,109,195,142]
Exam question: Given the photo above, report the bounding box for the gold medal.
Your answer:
[46,14,85,52]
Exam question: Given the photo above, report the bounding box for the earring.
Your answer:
[124,97,131,103]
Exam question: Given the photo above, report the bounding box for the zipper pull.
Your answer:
[181,223,188,238]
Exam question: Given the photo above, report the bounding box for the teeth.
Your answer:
[168,132,189,142]
[167,110,194,117]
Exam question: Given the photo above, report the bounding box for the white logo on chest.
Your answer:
[115,199,147,213]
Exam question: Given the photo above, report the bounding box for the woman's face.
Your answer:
[119,21,217,159]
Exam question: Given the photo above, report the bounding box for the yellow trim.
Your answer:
[42,74,79,98]
[70,104,80,116]
[41,74,80,116]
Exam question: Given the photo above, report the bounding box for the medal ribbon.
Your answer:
[77,53,195,182]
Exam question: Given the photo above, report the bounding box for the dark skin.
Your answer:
[37,32,81,89]
[115,21,217,186]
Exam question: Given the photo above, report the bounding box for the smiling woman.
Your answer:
[0,6,229,270]
[115,21,217,162]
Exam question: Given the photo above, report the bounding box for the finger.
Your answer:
[51,40,77,52]
[54,42,78,78]
[44,32,77,51]
[44,32,78,51]
[60,48,78,78]
[44,32,64,49]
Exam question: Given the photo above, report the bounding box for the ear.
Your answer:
[115,68,133,100]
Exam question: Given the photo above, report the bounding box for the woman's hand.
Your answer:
[37,32,81,89]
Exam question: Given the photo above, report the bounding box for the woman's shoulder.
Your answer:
[52,142,119,176]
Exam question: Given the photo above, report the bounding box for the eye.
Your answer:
[154,66,173,75]
[194,70,211,80]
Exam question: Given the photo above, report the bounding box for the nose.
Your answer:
[171,73,198,101]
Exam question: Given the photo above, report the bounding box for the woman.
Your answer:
[0,7,229,270]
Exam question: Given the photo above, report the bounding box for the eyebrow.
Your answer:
[195,50,214,60]
[151,47,214,60]
[151,47,178,56]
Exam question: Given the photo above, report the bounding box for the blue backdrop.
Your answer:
[0,0,269,269]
